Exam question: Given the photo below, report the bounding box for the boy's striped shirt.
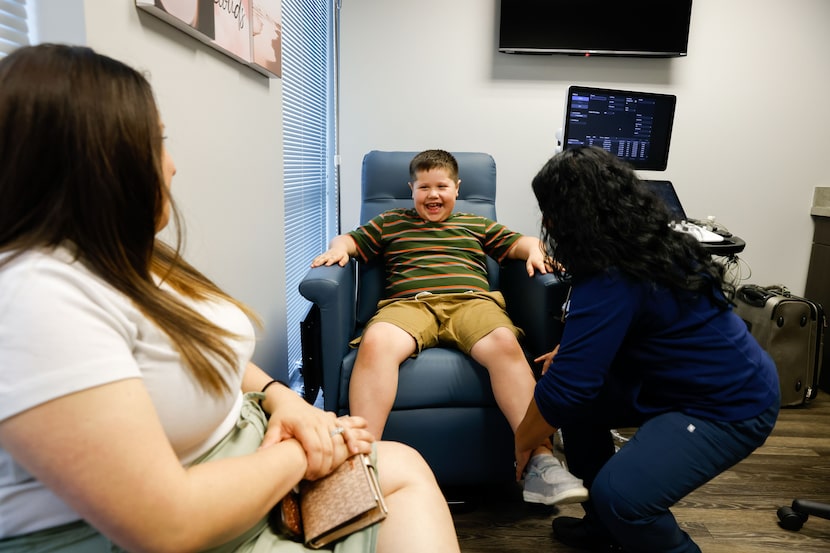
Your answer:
[348,209,521,299]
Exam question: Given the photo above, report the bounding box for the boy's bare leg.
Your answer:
[470,327,551,454]
[471,327,588,506]
[349,322,417,440]
[470,328,538,430]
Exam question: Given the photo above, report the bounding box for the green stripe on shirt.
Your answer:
[349,209,521,299]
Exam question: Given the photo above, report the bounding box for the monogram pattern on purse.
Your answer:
[299,453,388,549]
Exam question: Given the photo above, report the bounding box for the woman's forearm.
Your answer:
[516,398,556,452]
[175,438,307,551]
[0,379,309,553]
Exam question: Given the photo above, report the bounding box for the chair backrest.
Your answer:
[355,150,501,326]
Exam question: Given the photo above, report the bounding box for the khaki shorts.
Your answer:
[351,290,522,355]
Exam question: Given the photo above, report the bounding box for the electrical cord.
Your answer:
[719,254,752,301]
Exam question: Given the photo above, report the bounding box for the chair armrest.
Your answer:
[499,259,569,360]
[298,262,357,411]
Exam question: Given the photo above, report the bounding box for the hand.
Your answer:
[515,447,532,482]
[525,246,548,277]
[326,415,375,458]
[304,416,376,481]
[534,344,560,375]
[310,248,350,268]
[259,389,374,479]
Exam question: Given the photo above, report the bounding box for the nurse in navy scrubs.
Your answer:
[515,146,779,553]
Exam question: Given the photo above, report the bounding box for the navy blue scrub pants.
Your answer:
[561,396,778,553]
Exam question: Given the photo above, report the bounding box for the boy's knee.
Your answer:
[363,322,406,343]
[478,326,520,349]
[358,323,417,360]
[476,327,524,360]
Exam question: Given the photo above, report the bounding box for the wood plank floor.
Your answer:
[450,393,830,552]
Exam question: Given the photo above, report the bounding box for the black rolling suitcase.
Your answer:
[733,285,824,407]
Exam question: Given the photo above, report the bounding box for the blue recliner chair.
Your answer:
[298,150,569,486]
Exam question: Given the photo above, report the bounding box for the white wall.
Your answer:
[339,0,830,294]
[35,1,288,378]
[29,0,830,378]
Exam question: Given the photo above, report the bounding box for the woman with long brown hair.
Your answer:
[0,44,459,553]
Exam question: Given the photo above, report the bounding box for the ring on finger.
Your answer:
[330,426,345,437]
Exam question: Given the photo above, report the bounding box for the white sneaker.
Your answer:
[522,454,589,505]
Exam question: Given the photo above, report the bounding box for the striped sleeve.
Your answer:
[348,213,390,263]
[473,216,522,263]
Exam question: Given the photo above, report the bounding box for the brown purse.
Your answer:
[270,453,388,549]
[270,489,303,540]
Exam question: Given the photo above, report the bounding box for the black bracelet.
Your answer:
[258,379,288,410]
[260,380,284,394]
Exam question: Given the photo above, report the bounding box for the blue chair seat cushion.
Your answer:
[338,347,498,411]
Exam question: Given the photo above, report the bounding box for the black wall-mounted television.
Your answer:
[499,0,693,58]
[562,86,677,171]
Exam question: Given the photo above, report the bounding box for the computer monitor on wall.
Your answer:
[562,86,677,171]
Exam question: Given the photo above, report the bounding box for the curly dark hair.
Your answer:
[532,146,732,307]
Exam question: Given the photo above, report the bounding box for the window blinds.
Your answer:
[0,0,30,57]
[282,0,338,387]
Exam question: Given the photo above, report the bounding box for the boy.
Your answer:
[311,149,587,505]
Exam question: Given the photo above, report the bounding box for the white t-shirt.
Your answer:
[0,247,256,538]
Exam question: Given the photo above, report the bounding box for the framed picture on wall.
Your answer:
[251,0,281,77]
[136,0,281,78]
